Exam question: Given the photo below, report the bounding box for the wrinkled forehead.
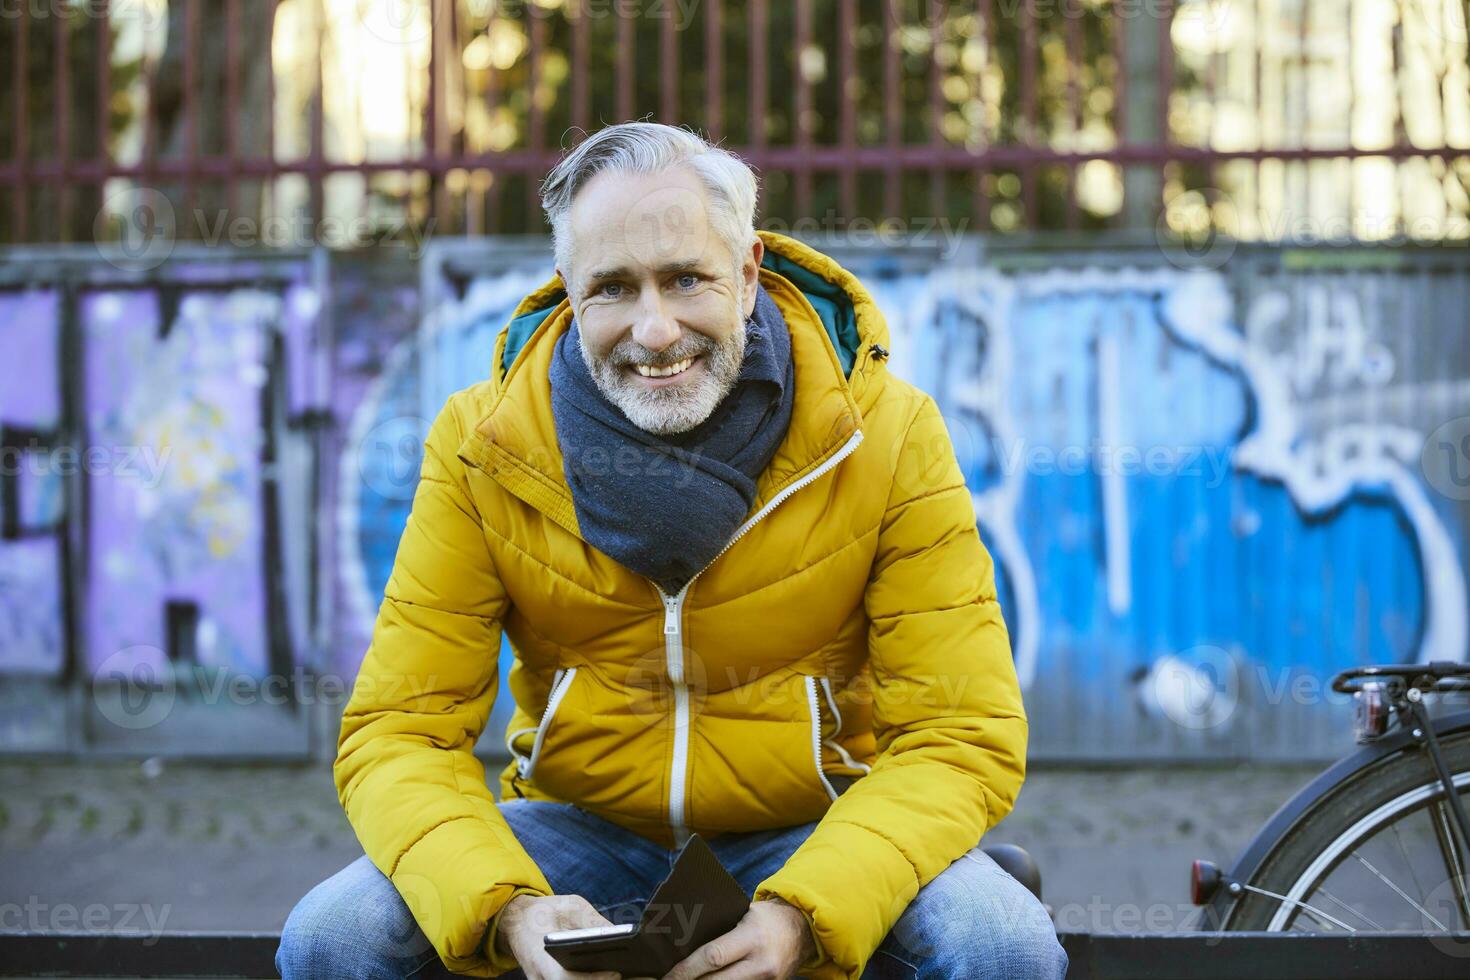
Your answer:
[565,166,734,278]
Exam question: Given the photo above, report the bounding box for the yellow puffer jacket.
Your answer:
[334,232,1027,978]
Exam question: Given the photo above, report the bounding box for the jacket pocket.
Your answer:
[815,674,873,784]
[509,666,578,782]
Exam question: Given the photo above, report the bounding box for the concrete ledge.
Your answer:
[3,931,1470,978]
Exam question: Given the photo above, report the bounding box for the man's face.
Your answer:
[558,165,763,435]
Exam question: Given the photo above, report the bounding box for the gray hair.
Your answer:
[540,122,759,284]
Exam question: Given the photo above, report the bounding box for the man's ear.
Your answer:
[741,237,764,319]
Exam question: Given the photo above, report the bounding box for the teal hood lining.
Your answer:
[498,253,860,381]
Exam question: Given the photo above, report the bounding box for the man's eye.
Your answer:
[675,274,699,289]
[598,282,624,298]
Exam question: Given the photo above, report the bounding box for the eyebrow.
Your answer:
[584,259,710,283]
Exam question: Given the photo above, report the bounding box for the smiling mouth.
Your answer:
[631,356,697,380]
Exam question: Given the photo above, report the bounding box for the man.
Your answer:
[278,122,1066,979]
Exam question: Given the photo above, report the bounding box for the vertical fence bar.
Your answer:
[184,0,200,220]
[750,0,767,151]
[1158,0,1174,219]
[485,3,501,233]
[928,0,944,223]
[661,3,678,123]
[883,0,900,220]
[528,8,546,220]
[1065,0,1083,229]
[795,0,812,217]
[1254,0,1263,238]
[1297,0,1309,230]
[306,0,325,234]
[974,0,992,232]
[1112,0,1126,229]
[705,0,723,141]
[1346,0,1355,232]
[12,3,29,242]
[838,0,856,217]
[265,0,279,230]
[142,7,158,193]
[617,8,635,121]
[55,5,72,241]
[426,0,440,233]
[96,0,111,228]
[226,0,241,219]
[1019,0,1038,226]
[572,4,589,132]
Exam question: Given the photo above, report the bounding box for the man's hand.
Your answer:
[494,893,624,980]
[661,898,816,980]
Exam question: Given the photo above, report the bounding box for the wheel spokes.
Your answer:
[1348,852,1449,931]
[1428,799,1470,929]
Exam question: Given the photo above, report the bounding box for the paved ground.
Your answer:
[0,758,1322,939]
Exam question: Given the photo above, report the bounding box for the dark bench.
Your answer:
[3,931,1469,979]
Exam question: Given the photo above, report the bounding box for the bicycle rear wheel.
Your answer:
[1223,728,1470,934]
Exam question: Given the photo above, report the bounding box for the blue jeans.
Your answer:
[277,799,1067,979]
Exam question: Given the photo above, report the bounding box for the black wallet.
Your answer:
[543,833,750,976]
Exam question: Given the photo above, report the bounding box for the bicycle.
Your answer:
[1190,661,1470,935]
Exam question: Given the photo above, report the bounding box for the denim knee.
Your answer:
[873,848,1068,980]
[276,855,441,980]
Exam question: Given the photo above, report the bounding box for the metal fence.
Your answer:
[3,0,1468,245]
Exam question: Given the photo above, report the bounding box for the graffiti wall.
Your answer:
[0,253,326,754]
[382,241,1469,761]
[2,240,1466,760]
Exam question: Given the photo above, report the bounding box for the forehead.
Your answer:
[566,165,727,274]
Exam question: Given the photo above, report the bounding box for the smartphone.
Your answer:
[543,923,637,945]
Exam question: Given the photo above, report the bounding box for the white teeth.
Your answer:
[635,357,694,378]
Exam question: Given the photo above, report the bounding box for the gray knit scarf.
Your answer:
[548,284,794,594]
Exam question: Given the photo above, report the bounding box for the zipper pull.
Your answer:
[663,596,679,635]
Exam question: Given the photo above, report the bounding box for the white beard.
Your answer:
[581,283,750,436]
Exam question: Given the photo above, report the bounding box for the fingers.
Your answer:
[563,894,616,930]
[661,931,754,980]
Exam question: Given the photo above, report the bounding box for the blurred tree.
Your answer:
[149,0,276,235]
[0,7,141,243]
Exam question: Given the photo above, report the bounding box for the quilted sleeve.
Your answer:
[333,393,551,976]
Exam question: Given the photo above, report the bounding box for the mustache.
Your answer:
[607,335,717,369]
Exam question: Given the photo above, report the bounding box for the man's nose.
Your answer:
[630,294,680,353]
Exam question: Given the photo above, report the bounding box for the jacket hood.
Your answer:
[456,232,894,542]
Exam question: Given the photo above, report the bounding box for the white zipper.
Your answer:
[818,675,871,774]
[654,428,865,847]
[805,676,840,802]
[517,666,578,781]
